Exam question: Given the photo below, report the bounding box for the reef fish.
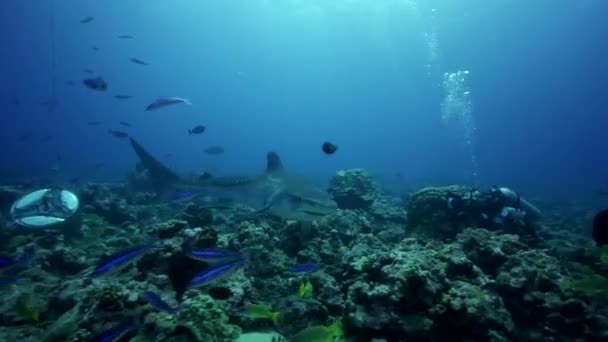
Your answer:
[119,121,131,127]
[189,125,205,135]
[287,263,321,274]
[145,97,191,111]
[187,258,246,288]
[143,291,178,314]
[171,190,200,200]
[83,77,108,91]
[117,35,135,39]
[90,244,161,276]
[80,16,94,24]
[129,57,148,66]
[88,121,103,126]
[322,141,338,155]
[204,145,225,155]
[114,95,133,100]
[188,248,241,261]
[245,304,280,323]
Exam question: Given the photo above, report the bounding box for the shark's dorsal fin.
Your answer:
[129,137,179,183]
[266,152,283,174]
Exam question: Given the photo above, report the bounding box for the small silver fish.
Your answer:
[145,97,191,111]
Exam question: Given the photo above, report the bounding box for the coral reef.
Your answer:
[0,175,606,341]
[180,203,214,228]
[406,185,471,239]
[178,294,242,341]
[328,169,378,210]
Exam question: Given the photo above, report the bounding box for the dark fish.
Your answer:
[129,57,148,66]
[18,131,33,141]
[40,135,54,142]
[321,141,338,154]
[204,145,225,155]
[70,177,81,184]
[593,209,608,247]
[83,77,108,91]
[88,121,103,126]
[117,35,135,39]
[168,253,208,301]
[119,121,131,127]
[93,162,105,169]
[181,240,240,262]
[80,16,94,24]
[189,125,205,135]
[171,191,201,200]
[164,153,173,158]
[91,46,100,52]
[108,130,129,139]
[143,291,178,314]
[84,69,95,74]
[90,244,161,276]
[89,321,138,342]
[65,81,76,86]
[187,258,246,288]
[114,95,133,100]
[145,97,191,111]
[287,263,321,274]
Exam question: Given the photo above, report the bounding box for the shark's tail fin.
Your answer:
[266,152,283,174]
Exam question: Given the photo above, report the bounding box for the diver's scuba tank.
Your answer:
[490,186,542,221]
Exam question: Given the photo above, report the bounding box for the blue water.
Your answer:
[1,0,607,199]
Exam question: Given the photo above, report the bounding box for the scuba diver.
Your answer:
[445,186,542,237]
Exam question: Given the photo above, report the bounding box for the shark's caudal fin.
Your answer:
[266,152,283,174]
[129,138,179,184]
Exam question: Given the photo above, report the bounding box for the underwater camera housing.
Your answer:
[10,188,82,235]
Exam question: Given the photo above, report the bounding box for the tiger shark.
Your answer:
[128,138,337,220]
